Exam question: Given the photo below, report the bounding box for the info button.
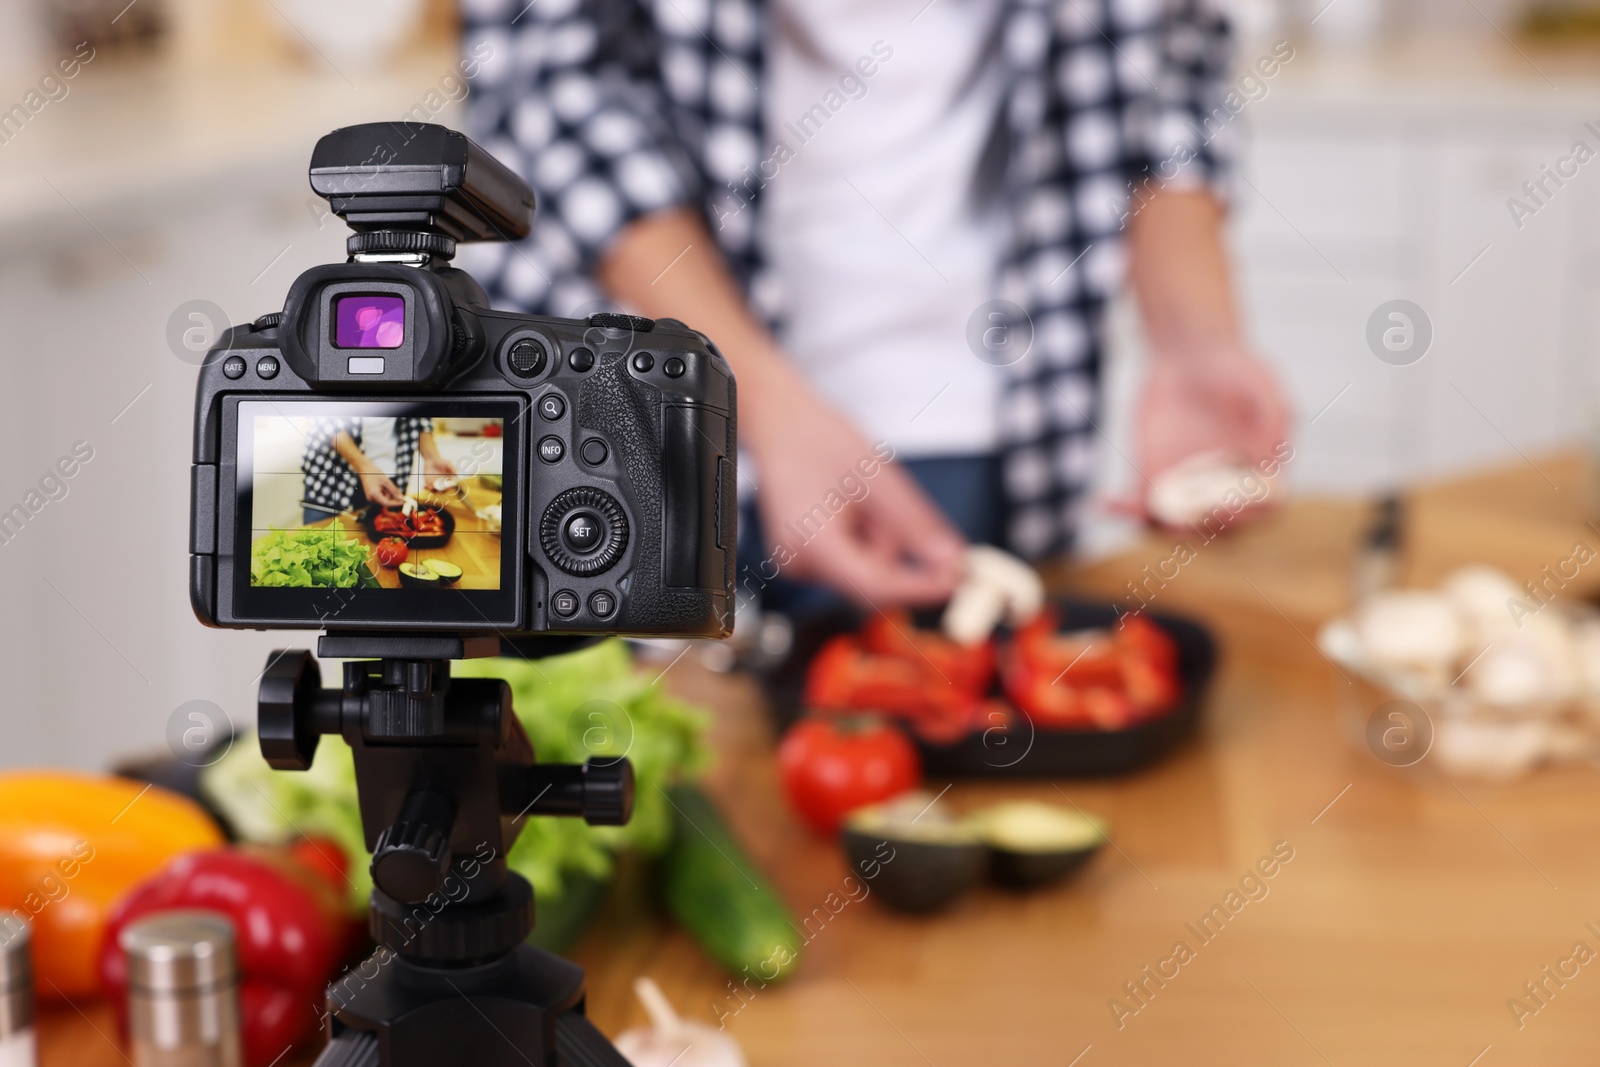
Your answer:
[538,436,565,464]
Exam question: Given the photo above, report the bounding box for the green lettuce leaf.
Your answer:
[250,521,372,589]
[201,640,709,911]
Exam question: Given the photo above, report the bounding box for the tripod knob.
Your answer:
[371,789,454,903]
[577,758,634,826]
[258,650,323,771]
[502,758,635,827]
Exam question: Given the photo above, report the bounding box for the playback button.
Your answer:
[551,590,580,619]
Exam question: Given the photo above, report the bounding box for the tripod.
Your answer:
[257,632,635,1067]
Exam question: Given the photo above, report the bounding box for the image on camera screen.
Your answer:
[334,294,405,348]
[242,403,506,592]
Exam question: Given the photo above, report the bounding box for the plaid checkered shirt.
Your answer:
[302,416,432,513]
[460,0,1235,558]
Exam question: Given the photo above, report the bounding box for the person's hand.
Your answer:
[358,469,405,508]
[423,456,458,489]
[1135,344,1290,488]
[1139,347,1286,479]
[743,363,966,607]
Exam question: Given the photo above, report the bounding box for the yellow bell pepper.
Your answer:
[0,771,224,999]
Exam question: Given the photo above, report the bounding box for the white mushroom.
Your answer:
[1467,615,1580,709]
[1441,565,1523,645]
[1355,590,1464,677]
[942,545,1045,646]
[1147,451,1261,529]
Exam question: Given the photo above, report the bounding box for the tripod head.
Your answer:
[256,633,637,1066]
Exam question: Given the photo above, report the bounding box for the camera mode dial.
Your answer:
[541,487,628,576]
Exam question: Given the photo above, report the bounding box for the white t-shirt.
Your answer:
[763,0,1009,458]
[361,417,401,480]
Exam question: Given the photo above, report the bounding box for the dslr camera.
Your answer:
[189,122,737,638]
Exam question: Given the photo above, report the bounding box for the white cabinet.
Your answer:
[1228,47,1600,492]
[0,58,459,770]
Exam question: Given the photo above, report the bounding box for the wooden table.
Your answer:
[307,477,504,590]
[42,453,1600,1065]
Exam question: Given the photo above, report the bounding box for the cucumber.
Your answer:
[528,871,610,954]
[656,783,803,982]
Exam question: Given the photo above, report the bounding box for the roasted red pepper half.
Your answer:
[1003,613,1182,729]
[99,845,354,1067]
[804,635,983,742]
[858,610,997,694]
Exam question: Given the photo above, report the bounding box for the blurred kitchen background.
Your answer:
[0,0,1594,769]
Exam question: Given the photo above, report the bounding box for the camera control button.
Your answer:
[507,339,547,377]
[580,439,608,466]
[563,513,602,553]
[541,487,628,576]
[568,347,595,372]
[551,590,580,619]
[589,591,617,618]
[222,355,247,380]
[538,394,566,421]
[255,356,280,380]
[631,352,654,373]
[589,312,655,332]
[663,357,686,378]
[538,436,565,464]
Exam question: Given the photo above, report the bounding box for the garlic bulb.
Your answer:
[614,977,748,1067]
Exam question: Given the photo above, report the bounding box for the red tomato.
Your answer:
[373,537,408,568]
[778,717,921,836]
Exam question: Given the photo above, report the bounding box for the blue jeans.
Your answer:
[735,454,1003,618]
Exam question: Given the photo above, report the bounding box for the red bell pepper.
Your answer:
[1003,612,1182,729]
[858,610,997,694]
[100,845,354,1067]
[804,635,984,742]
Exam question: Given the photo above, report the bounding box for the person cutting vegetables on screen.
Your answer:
[300,416,458,523]
[461,0,1288,609]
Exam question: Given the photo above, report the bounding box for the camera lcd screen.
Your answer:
[228,398,523,628]
[334,294,405,348]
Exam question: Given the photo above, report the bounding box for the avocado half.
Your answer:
[398,562,441,589]
[423,559,463,584]
[842,795,987,914]
[972,801,1107,889]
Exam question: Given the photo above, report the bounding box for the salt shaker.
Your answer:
[122,912,243,1067]
[0,920,36,1067]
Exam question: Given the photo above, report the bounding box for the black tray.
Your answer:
[763,599,1217,778]
[359,503,456,549]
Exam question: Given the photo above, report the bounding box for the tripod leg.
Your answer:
[312,1032,380,1067]
[555,1012,635,1067]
